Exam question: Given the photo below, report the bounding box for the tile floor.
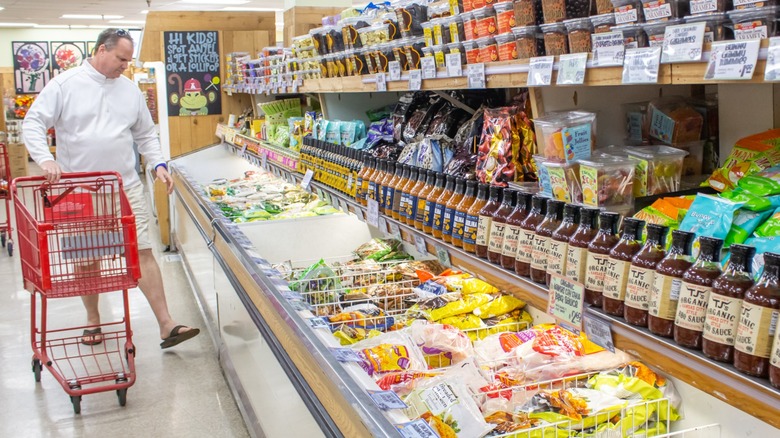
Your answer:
[0,165,249,437]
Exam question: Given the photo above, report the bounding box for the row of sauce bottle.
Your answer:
[297,139,362,197]
[355,160,780,386]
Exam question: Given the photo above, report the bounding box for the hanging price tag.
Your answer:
[662,22,705,63]
[557,53,588,85]
[282,291,304,301]
[409,69,423,90]
[435,245,451,266]
[396,419,439,438]
[261,152,268,170]
[467,63,486,88]
[704,39,760,81]
[215,124,225,139]
[547,273,585,331]
[765,37,780,81]
[592,32,625,67]
[308,317,329,329]
[389,61,402,81]
[584,314,616,353]
[414,235,428,255]
[329,347,363,363]
[622,46,662,84]
[368,390,408,410]
[290,300,314,312]
[366,199,380,228]
[528,56,555,86]
[446,53,463,77]
[300,169,315,190]
[376,72,387,91]
[389,223,402,241]
[421,56,437,79]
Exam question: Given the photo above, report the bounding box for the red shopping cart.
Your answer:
[12,172,142,414]
[0,142,13,256]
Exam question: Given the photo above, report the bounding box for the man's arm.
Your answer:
[131,92,172,193]
[22,83,63,182]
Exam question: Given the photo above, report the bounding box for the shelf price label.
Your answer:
[557,53,588,85]
[366,199,380,228]
[300,169,315,191]
[528,56,555,86]
[308,317,329,330]
[467,63,486,88]
[661,22,705,63]
[389,61,402,81]
[547,273,585,331]
[446,53,463,77]
[705,39,760,81]
[389,223,402,241]
[376,72,388,92]
[421,56,437,79]
[261,152,268,170]
[329,347,363,363]
[622,46,662,84]
[592,32,625,67]
[765,37,780,81]
[435,244,451,267]
[409,69,423,91]
[396,419,438,438]
[414,235,428,255]
[368,390,409,410]
[583,314,616,353]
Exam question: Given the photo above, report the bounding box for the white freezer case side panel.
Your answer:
[172,143,258,184]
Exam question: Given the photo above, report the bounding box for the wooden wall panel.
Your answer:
[283,6,345,46]
[0,67,12,132]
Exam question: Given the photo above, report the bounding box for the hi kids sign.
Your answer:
[164,31,222,116]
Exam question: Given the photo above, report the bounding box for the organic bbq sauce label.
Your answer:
[603,259,631,300]
[650,274,683,320]
[675,282,711,331]
[477,215,492,247]
[502,224,522,257]
[735,302,779,358]
[547,240,567,276]
[624,266,655,310]
[531,236,549,270]
[516,230,536,263]
[488,221,505,253]
[770,323,780,367]
[585,253,610,292]
[566,246,588,283]
[703,293,743,345]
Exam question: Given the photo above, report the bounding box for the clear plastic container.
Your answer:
[622,101,651,144]
[733,0,778,10]
[728,6,780,40]
[684,13,730,42]
[310,27,330,56]
[535,156,584,202]
[462,11,478,40]
[578,155,636,207]
[434,44,448,67]
[422,21,437,47]
[515,0,544,26]
[513,26,545,58]
[640,0,690,22]
[642,18,684,46]
[473,6,499,38]
[494,2,518,34]
[543,0,568,22]
[689,0,728,14]
[430,17,448,45]
[647,97,704,145]
[442,15,467,43]
[597,0,616,13]
[564,17,594,52]
[494,32,520,60]
[463,39,482,63]
[358,23,392,48]
[541,22,570,55]
[625,145,688,196]
[391,40,410,70]
[675,140,705,175]
[476,36,500,62]
[613,23,649,48]
[341,16,372,50]
[534,111,598,163]
[613,0,645,24]
[446,42,467,64]
[404,37,427,69]
[396,1,430,38]
[591,12,618,32]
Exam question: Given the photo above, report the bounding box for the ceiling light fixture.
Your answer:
[109,20,146,24]
[179,0,250,5]
[0,7,5,11]
[0,22,36,27]
[61,14,124,20]
[140,10,149,14]
[35,24,88,29]
[222,7,282,11]
[88,24,115,28]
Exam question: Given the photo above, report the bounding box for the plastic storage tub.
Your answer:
[473,6,499,38]
[622,101,650,145]
[541,22,570,55]
[564,17,594,52]
[494,2,518,34]
[534,111,598,163]
[494,32,519,60]
[640,0,690,22]
[613,0,645,24]
[513,26,545,58]
[578,155,636,207]
[612,23,649,48]
[463,40,481,63]
[647,97,704,145]
[515,0,544,26]
[689,0,728,14]
[733,0,778,10]
[684,12,730,42]
[442,15,466,43]
[591,12,618,32]
[728,6,780,40]
[535,155,584,203]
[675,140,705,176]
[476,36,499,62]
[625,145,688,196]
[642,18,684,46]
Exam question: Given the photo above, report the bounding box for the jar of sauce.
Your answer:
[378,161,396,214]
[488,189,516,265]
[674,236,724,350]
[464,183,490,254]
[547,204,580,286]
[584,212,620,307]
[648,230,695,338]
[502,192,532,270]
[364,157,378,204]
[432,175,456,239]
[413,170,436,230]
[391,164,411,220]
[769,253,780,387]
[565,207,600,285]
[423,172,446,235]
[441,177,465,243]
[373,159,388,204]
[602,218,645,317]
[515,195,547,278]
[734,252,780,378]
[702,244,755,363]
[624,224,669,327]
[355,155,371,205]
[384,162,403,215]
[531,199,564,284]
[452,180,478,249]
[399,166,419,225]
[477,186,503,259]
[407,168,427,228]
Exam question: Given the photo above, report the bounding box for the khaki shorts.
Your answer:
[124,184,152,251]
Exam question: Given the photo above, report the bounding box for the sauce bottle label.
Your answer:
[406,195,418,219]
[516,230,536,263]
[649,274,682,320]
[531,236,549,270]
[547,240,568,276]
[502,224,522,257]
[392,189,403,213]
[384,187,395,209]
[624,266,655,310]
[585,253,610,292]
[432,203,445,230]
[603,259,631,300]
[703,294,743,345]
[398,193,409,217]
[675,282,711,332]
[424,201,436,228]
[453,210,467,239]
[488,222,506,253]
[566,246,588,283]
[477,215,492,247]
[463,214,479,244]
[367,182,377,200]
[735,302,779,358]
[415,198,427,223]
[442,208,456,235]
[770,324,780,367]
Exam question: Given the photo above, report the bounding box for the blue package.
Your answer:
[741,236,780,280]
[679,194,744,247]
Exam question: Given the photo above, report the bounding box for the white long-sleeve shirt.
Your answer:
[22,60,165,188]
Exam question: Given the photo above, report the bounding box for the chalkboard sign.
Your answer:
[164,31,221,117]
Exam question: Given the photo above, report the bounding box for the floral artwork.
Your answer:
[13,41,50,94]
[51,41,87,76]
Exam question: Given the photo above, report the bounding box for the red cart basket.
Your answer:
[0,143,13,256]
[12,171,142,414]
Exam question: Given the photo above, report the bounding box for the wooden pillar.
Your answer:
[282,6,349,47]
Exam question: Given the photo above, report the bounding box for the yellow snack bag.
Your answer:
[429,293,493,321]
[473,294,526,318]
[461,278,500,295]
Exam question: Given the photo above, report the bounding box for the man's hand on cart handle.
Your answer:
[41,161,62,183]
[156,166,174,194]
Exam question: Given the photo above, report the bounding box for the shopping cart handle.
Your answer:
[11,171,124,198]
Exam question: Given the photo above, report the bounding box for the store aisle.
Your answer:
[0,166,249,437]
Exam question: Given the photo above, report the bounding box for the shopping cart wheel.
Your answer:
[70,395,82,414]
[116,376,128,406]
[7,241,12,257]
[31,358,42,382]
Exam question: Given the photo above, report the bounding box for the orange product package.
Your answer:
[707,129,780,192]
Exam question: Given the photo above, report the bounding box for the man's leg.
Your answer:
[137,248,196,339]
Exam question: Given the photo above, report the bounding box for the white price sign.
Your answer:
[376,72,387,91]
[528,56,555,86]
[704,39,760,81]
[622,46,662,84]
[366,199,380,228]
[409,69,422,90]
[421,56,437,79]
[414,235,428,255]
[308,317,329,329]
[435,245,451,266]
[396,419,439,438]
[261,152,268,170]
[583,314,615,353]
[368,390,408,410]
[389,61,402,81]
[592,32,625,67]
[300,169,315,191]
[662,22,705,63]
[765,37,780,81]
[467,63,486,88]
[446,53,463,77]
[557,53,588,85]
[389,223,402,241]
[329,347,363,363]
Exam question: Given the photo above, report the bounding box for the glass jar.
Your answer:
[602,218,646,316]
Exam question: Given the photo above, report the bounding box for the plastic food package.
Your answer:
[533,111,597,163]
[535,156,583,203]
[409,293,494,321]
[409,322,475,365]
[646,97,704,146]
[754,207,780,238]
[375,370,443,394]
[396,1,429,38]
[515,0,544,26]
[495,32,519,60]
[612,23,648,48]
[519,388,627,426]
[473,6,499,38]
[494,3,518,35]
[737,164,780,196]
[625,145,688,196]
[642,18,681,47]
[353,330,428,376]
[640,0,689,22]
[473,328,545,367]
[725,208,774,246]
[328,303,394,331]
[688,0,727,14]
[679,194,744,245]
[706,129,780,192]
[588,362,682,421]
[353,238,403,260]
[564,17,594,52]
[578,155,635,207]
[727,6,780,40]
[541,22,570,55]
[289,258,341,302]
[590,12,617,33]
[613,0,645,25]
[684,12,730,43]
[473,294,527,318]
[743,236,780,278]
[476,106,520,186]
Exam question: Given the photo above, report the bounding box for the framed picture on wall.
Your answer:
[50,41,87,76]
[13,41,51,94]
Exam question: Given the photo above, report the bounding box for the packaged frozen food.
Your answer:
[410,322,475,365]
[353,331,428,375]
[533,110,597,163]
[625,145,688,196]
[578,155,636,207]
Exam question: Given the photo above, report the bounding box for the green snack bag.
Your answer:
[679,194,744,246]
[737,164,780,196]
[325,120,342,145]
[754,207,780,238]
[725,208,774,247]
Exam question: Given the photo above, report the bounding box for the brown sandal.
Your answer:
[81,328,103,346]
